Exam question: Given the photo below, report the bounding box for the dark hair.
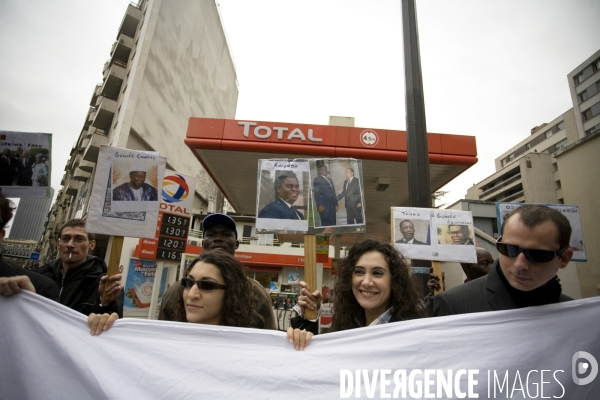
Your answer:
[502,204,571,249]
[330,240,425,332]
[0,194,16,231]
[180,250,253,327]
[448,224,470,236]
[399,220,413,229]
[58,219,95,241]
[274,172,299,194]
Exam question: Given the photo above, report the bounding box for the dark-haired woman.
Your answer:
[88,251,255,334]
[287,239,425,350]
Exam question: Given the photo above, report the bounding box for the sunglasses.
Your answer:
[181,277,227,291]
[496,237,565,263]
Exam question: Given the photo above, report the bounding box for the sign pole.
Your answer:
[103,235,124,302]
[304,234,318,320]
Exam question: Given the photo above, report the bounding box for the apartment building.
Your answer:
[8,189,54,241]
[567,49,600,138]
[39,0,238,261]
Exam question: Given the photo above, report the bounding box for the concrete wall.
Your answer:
[556,133,600,298]
[519,153,558,203]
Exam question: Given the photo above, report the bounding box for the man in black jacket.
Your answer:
[0,194,58,300]
[33,219,124,317]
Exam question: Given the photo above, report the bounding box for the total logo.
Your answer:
[572,351,598,385]
[162,174,189,203]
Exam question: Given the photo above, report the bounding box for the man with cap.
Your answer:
[112,165,158,201]
[158,213,276,330]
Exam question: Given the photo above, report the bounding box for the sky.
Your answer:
[1,0,599,227]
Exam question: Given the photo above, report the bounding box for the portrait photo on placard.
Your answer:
[111,159,159,212]
[437,223,475,245]
[256,159,310,232]
[311,158,365,228]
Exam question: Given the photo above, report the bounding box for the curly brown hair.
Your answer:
[330,240,425,332]
[175,250,253,327]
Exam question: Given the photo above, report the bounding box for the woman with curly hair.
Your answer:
[287,239,425,350]
[87,250,255,333]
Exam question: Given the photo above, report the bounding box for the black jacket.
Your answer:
[0,259,59,301]
[33,256,123,317]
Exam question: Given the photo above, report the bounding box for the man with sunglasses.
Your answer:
[158,213,276,329]
[31,219,124,317]
[434,204,574,316]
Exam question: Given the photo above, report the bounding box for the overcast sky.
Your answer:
[1,0,599,225]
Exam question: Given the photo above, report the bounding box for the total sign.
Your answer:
[160,170,196,217]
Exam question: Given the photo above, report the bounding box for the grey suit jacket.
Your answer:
[433,259,572,317]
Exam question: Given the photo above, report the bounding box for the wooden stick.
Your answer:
[304,234,318,320]
[103,235,124,302]
[431,260,444,295]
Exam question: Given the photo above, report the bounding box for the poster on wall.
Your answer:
[0,131,52,198]
[392,207,477,263]
[496,202,587,262]
[311,158,365,229]
[123,258,169,317]
[86,146,166,238]
[255,159,310,232]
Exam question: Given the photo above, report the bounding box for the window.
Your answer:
[552,163,558,171]
[579,82,600,103]
[556,180,562,189]
[508,154,514,161]
[557,121,565,130]
[558,198,564,204]
[574,64,594,85]
[545,130,553,138]
[501,159,507,167]
[586,123,600,136]
[555,139,568,152]
[526,143,531,150]
[582,101,600,121]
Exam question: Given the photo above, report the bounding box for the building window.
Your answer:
[508,154,514,161]
[552,163,558,171]
[557,121,565,130]
[526,143,531,150]
[575,64,595,85]
[545,130,553,138]
[582,101,600,121]
[586,122,600,136]
[501,159,507,167]
[556,180,562,189]
[558,198,564,204]
[555,139,568,152]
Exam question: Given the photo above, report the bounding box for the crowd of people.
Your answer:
[1,192,597,352]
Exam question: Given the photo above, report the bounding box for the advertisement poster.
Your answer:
[0,131,52,198]
[86,146,166,238]
[393,207,477,263]
[311,158,365,229]
[124,258,169,317]
[496,202,587,262]
[256,159,310,232]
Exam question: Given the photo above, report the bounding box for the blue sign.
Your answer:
[29,252,40,261]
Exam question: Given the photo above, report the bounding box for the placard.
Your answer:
[392,207,477,263]
[0,131,52,198]
[86,146,166,238]
[123,258,168,317]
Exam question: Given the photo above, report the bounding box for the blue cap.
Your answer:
[202,213,238,238]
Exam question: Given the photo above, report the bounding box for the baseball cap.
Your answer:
[202,213,238,238]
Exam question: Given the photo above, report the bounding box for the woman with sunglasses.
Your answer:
[88,251,254,334]
[287,239,426,350]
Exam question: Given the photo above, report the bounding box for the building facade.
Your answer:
[8,189,54,241]
[39,0,238,262]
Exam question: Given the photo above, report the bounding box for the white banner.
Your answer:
[1,292,599,399]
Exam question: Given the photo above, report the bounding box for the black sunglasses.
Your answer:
[181,277,227,291]
[496,237,565,263]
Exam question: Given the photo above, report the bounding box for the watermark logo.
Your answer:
[572,351,598,385]
[162,174,189,203]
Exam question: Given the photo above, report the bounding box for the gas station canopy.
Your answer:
[185,118,477,244]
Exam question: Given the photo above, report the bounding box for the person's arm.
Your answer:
[93,273,124,317]
[87,313,119,336]
[286,281,322,350]
[0,276,36,296]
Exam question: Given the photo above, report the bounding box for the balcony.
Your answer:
[84,107,97,128]
[72,166,90,182]
[101,62,126,100]
[110,33,134,66]
[90,84,102,107]
[78,160,95,173]
[118,4,142,38]
[479,172,522,200]
[91,96,117,131]
[501,190,524,202]
[83,131,110,162]
[65,178,81,197]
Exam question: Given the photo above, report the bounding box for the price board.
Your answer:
[156,212,190,262]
